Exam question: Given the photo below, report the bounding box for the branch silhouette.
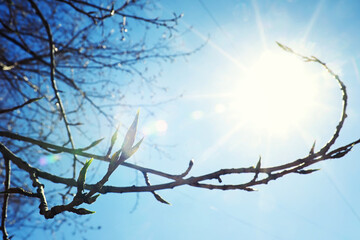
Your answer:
[0,0,359,238]
[1,45,359,222]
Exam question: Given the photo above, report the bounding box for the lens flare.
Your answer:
[215,104,226,113]
[142,119,168,136]
[155,120,168,132]
[39,154,61,166]
[191,110,204,120]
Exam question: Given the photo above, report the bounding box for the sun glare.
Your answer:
[229,50,319,136]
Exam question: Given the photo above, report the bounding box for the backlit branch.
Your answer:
[56,0,183,29]
[1,45,359,194]
[0,0,206,236]
[1,43,359,224]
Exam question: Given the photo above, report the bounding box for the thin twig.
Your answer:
[29,172,49,217]
[57,0,182,28]
[1,156,10,240]
[28,0,78,178]
[0,97,43,114]
[142,172,169,205]
[0,45,359,222]
[0,131,183,180]
[0,188,38,198]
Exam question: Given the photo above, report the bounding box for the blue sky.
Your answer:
[32,0,360,239]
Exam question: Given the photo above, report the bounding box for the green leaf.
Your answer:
[108,149,121,170]
[75,208,96,215]
[276,41,285,49]
[27,97,43,104]
[86,194,101,204]
[121,110,139,153]
[80,138,104,151]
[77,158,93,191]
[153,192,170,205]
[122,137,144,160]
[111,126,120,147]
[110,149,121,163]
[309,141,316,155]
[276,41,294,53]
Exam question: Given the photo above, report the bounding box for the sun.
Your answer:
[227,49,320,136]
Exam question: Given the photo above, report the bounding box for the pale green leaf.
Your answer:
[110,149,121,163]
[153,192,170,205]
[121,110,139,153]
[80,138,104,151]
[111,125,120,147]
[122,137,144,160]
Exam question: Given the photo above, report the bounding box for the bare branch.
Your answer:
[142,172,170,205]
[0,97,42,114]
[0,131,184,181]
[0,188,38,198]
[1,156,10,240]
[27,0,78,178]
[57,0,183,28]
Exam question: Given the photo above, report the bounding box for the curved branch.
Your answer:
[276,42,348,156]
[1,43,359,222]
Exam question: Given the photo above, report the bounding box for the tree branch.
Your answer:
[1,156,10,240]
[0,97,42,114]
[56,0,183,28]
[0,131,187,181]
[0,43,359,223]
[27,0,78,178]
[0,188,38,198]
